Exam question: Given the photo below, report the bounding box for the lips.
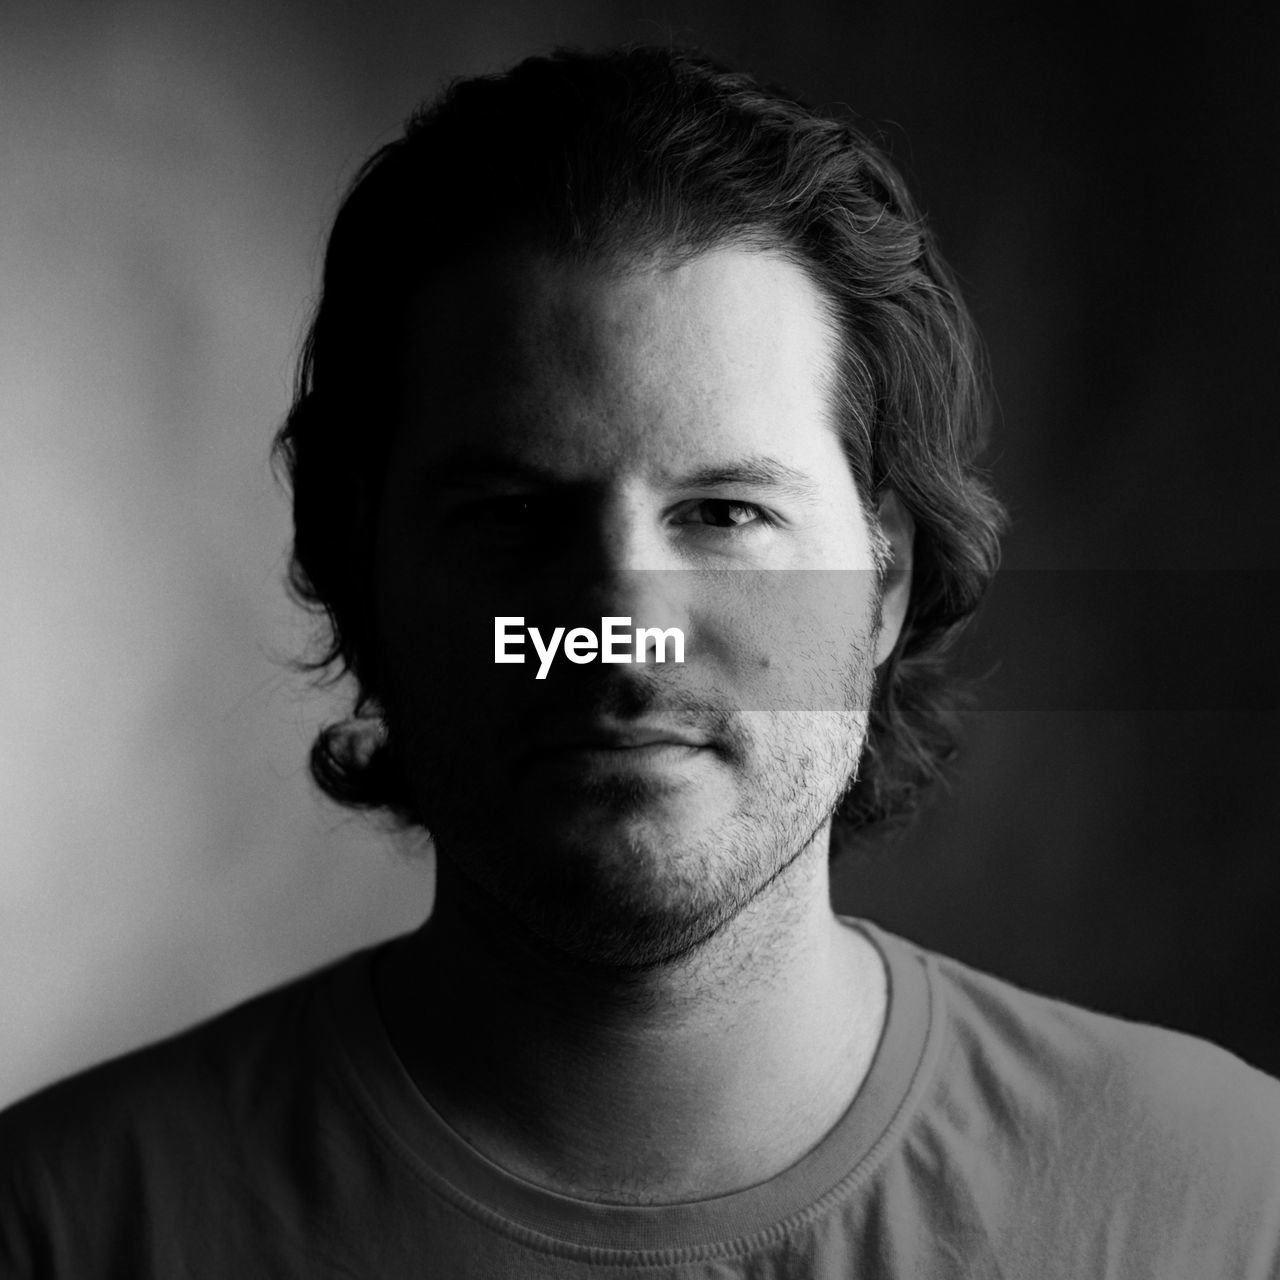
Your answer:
[533,721,713,755]
[545,727,716,752]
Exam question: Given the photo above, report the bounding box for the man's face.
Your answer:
[374,245,896,966]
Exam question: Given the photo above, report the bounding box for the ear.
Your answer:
[873,489,914,667]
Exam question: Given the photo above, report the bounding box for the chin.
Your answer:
[473,809,775,971]
[527,870,745,972]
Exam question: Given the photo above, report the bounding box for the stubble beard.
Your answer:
[553,705,870,972]
[396,640,877,973]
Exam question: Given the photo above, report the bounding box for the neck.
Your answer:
[374,831,887,1204]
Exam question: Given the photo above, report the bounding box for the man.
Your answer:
[3,45,1278,1278]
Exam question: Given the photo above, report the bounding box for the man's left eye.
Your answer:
[677,499,772,530]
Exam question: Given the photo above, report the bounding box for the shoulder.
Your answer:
[0,950,383,1277]
[897,935,1280,1271]
[926,943,1280,1158]
[0,950,362,1190]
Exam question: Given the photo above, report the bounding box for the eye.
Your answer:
[675,499,774,530]
[485,495,539,521]
[449,494,544,527]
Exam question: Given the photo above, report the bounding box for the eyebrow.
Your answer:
[673,457,821,501]
[421,449,556,489]
[419,448,822,501]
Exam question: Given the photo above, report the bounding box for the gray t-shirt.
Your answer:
[3,919,1279,1277]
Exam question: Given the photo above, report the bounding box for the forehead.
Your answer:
[393,245,844,480]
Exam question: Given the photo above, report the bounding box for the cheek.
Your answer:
[373,531,564,747]
[692,569,880,713]
[372,510,485,712]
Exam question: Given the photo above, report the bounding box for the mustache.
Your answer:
[551,670,752,761]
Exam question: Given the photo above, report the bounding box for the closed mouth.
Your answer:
[542,726,711,752]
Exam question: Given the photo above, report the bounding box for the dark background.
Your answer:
[3,0,1276,1106]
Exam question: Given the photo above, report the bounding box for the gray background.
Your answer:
[3,0,1276,1108]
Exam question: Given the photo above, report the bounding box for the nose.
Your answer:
[577,491,691,654]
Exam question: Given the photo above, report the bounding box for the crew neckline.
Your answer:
[320,917,941,1260]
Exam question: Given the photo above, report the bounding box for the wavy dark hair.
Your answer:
[273,44,1006,847]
